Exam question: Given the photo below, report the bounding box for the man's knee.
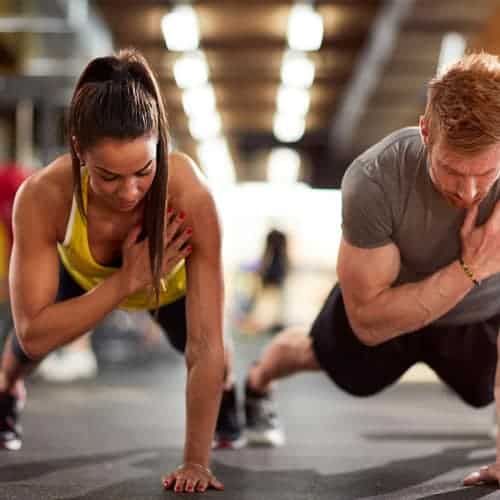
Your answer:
[274,328,320,371]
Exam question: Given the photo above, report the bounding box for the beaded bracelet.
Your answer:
[177,462,213,477]
[459,258,480,286]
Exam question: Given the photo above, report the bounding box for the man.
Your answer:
[243,52,500,487]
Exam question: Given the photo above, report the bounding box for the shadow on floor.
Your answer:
[0,444,497,500]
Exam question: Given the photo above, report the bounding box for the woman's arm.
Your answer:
[9,177,133,359]
[182,186,225,467]
[160,153,225,493]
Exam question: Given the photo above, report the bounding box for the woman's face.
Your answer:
[82,134,158,212]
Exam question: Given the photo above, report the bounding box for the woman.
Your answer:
[0,49,240,493]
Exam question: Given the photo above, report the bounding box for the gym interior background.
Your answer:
[1,1,500,499]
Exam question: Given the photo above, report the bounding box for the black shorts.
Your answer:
[310,285,500,408]
[12,263,187,363]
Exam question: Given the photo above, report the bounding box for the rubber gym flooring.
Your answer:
[0,333,498,500]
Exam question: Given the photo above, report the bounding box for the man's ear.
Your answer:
[419,116,430,147]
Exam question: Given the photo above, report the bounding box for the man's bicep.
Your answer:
[337,236,401,312]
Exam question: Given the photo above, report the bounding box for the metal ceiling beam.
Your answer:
[329,0,415,161]
[0,75,74,103]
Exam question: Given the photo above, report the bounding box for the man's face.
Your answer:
[421,120,500,209]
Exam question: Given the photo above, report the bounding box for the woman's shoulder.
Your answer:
[15,154,74,235]
[168,151,209,198]
[22,154,73,203]
[167,151,219,223]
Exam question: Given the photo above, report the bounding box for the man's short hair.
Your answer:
[424,52,500,153]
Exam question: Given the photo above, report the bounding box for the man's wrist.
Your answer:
[458,258,481,286]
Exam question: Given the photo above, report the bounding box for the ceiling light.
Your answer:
[437,32,466,76]
[273,114,305,143]
[182,84,216,117]
[287,4,324,52]
[174,52,209,88]
[281,51,315,88]
[161,6,199,51]
[277,86,310,116]
[189,113,222,141]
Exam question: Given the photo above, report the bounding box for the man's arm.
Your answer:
[337,237,473,346]
[339,199,500,346]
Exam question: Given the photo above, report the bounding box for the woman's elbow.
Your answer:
[15,327,45,361]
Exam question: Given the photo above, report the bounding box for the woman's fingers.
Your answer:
[166,226,192,252]
[162,464,222,493]
[165,211,186,241]
[122,224,143,251]
[463,464,500,486]
[208,475,224,491]
[161,245,192,275]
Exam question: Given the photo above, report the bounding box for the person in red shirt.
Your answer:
[0,163,32,252]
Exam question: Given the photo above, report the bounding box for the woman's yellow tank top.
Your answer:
[57,169,186,311]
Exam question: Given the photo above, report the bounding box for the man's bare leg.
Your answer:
[247,326,321,393]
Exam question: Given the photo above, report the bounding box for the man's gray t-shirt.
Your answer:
[341,126,500,325]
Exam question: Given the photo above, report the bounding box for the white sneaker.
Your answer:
[37,349,98,383]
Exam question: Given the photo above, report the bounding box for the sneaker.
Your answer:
[37,349,98,383]
[213,386,247,450]
[244,381,285,447]
[0,393,23,451]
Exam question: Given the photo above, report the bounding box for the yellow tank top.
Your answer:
[57,169,186,311]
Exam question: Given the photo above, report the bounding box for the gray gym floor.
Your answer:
[0,333,498,500]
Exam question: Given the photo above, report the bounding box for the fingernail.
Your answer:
[466,472,480,481]
[167,207,174,215]
[186,227,192,235]
[179,211,186,220]
[186,245,192,252]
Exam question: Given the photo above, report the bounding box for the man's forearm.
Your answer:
[352,259,475,345]
[183,346,224,467]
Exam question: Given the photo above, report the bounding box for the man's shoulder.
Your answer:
[355,127,423,168]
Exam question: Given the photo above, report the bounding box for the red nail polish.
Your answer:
[179,211,186,220]
[167,207,174,215]
[186,245,192,252]
[186,227,192,235]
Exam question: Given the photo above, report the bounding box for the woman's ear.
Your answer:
[72,136,85,165]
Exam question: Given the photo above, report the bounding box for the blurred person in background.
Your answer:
[0,163,32,344]
[243,52,500,489]
[238,228,290,335]
[0,49,243,494]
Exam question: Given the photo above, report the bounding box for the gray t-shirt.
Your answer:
[341,126,500,325]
